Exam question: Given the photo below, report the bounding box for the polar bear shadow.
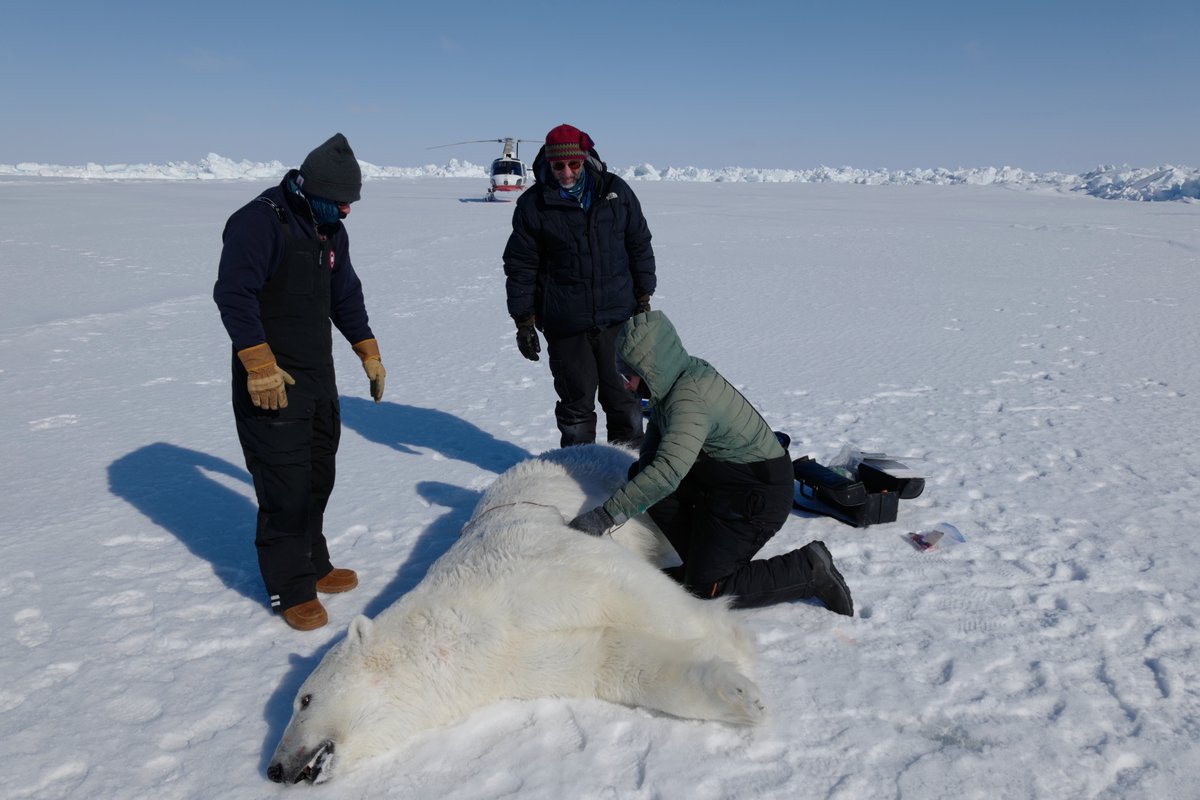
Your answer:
[266,444,766,786]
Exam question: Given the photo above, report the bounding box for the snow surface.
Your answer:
[1,174,1198,799]
[2,154,1199,202]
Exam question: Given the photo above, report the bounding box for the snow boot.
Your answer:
[316,567,358,593]
[801,541,854,616]
[281,598,328,631]
[557,419,597,448]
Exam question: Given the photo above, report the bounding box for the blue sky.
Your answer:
[2,0,1196,172]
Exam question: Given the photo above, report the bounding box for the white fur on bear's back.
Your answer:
[379,445,749,667]
[470,444,633,518]
[467,444,677,567]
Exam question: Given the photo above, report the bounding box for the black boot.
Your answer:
[800,541,854,616]
[721,542,854,615]
[557,419,597,448]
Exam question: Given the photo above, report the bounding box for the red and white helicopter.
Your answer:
[429,137,535,201]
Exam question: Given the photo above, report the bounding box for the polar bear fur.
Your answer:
[267,444,765,785]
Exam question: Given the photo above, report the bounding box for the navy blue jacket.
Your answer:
[503,148,656,337]
[214,171,373,353]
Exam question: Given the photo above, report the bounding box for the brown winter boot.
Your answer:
[316,567,358,594]
[281,599,328,631]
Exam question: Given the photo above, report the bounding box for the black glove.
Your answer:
[515,317,541,361]
[569,506,615,536]
[635,293,652,314]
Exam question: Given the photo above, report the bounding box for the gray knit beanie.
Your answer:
[299,133,362,203]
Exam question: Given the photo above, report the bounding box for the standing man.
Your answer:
[214,133,386,632]
[568,311,854,616]
[503,123,656,448]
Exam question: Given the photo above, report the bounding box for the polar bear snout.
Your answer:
[267,739,335,785]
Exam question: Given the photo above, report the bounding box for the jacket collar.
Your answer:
[277,170,344,239]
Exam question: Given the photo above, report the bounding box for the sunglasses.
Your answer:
[551,160,582,172]
[616,359,641,392]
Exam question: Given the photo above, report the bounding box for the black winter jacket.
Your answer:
[214,170,373,353]
[503,148,656,337]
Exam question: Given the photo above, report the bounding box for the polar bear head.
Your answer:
[267,615,399,785]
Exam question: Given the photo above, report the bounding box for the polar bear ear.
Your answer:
[346,615,374,650]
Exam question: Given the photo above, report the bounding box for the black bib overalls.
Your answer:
[231,201,340,613]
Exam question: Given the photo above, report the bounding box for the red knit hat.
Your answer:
[544,124,594,162]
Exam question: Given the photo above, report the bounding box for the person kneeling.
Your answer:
[568,311,853,616]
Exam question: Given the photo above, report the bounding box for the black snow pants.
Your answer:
[546,321,643,449]
[648,453,821,608]
[234,387,339,613]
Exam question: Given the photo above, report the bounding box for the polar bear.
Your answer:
[267,444,765,785]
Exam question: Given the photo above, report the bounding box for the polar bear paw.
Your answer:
[688,659,768,726]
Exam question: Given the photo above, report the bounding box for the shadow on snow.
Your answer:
[106,442,262,604]
[105,400,532,605]
[338,395,532,476]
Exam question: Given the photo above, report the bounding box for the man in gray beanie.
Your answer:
[214,132,386,631]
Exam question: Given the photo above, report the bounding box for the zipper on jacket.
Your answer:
[587,192,601,329]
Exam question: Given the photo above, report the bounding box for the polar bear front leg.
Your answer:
[593,627,767,726]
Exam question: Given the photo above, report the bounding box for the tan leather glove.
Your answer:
[352,338,386,403]
[237,343,295,410]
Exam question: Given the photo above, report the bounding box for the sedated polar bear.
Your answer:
[268,444,765,785]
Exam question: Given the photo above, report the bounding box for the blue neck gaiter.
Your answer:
[307,196,342,225]
[288,176,341,225]
[559,168,592,212]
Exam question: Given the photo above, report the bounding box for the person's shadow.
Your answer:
[106,400,532,608]
[106,443,263,604]
[339,396,532,475]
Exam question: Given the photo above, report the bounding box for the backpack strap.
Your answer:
[255,196,289,231]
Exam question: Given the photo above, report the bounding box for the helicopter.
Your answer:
[428,137,536,201]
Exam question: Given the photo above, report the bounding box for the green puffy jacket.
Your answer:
[602,310,785,524]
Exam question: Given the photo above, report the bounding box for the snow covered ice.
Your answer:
[1,166,1198,799]
[4,154,1200,201]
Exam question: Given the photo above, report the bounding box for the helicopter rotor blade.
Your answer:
[426,139,504,150]
[426,138,538,150]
